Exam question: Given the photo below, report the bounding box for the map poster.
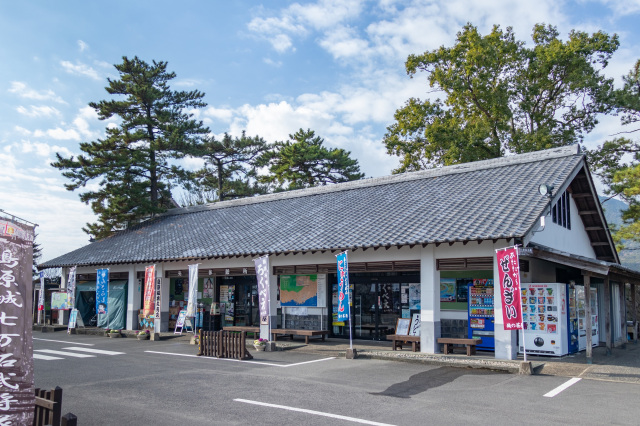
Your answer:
[51,292,70,310]
[280,274,318,307]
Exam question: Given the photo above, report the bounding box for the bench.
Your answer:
[386,334,421,352]
[270,328,330,344]
[437,337,482,356]
[222,326,260,338]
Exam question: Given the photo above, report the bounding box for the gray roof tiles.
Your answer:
[41,145,586,268]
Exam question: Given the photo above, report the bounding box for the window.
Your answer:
[551,190,571,230]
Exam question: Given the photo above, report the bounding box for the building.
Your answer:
[40,145,640,360]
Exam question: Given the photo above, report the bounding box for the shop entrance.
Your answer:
[330,272,420,340]
[217,276,258,328]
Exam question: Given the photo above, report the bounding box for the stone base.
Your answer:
[346,348,358,359]
[519,361,532,375]
[67,328,76,335]
[109,333,121,338]
[150,332,161,341]
[265,342,277,352]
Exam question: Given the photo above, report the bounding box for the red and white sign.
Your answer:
[496,247,523,330]
[143,265,155,316]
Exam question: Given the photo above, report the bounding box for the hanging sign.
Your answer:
[496,246,523,330]
[186,264,198,317]
[336,251,350,322]
[142,265,155,316]
[96,268,109,316]
[67,265,77,308]
[253,255,270,325]
[0,216,36,424]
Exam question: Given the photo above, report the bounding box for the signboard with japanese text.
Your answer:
[154,278,162,324]
[96,268,109,316]
[38,272,44,312]
[51,292,70,310]
[254,256,270,325]
[336,252,350,322]
[142,265,155,316]
[496,247,523,330]
[0,217,35,424]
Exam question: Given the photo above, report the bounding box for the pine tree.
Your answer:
[52,56,208,239]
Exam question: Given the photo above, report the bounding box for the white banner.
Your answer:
[67,265,77,308]
[186,264,198,317]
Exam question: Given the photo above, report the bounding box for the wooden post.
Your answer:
[604,276,611,355]
[620,282,627,346]
[584,275,593,364]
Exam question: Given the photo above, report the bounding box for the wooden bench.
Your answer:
[222,326,260,338]
[270,328,330,344]
[437,337,482,356]
[386,334,421,352]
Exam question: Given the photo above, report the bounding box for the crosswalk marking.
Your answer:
[35,349,95,358]
[33,354,64,360]
[62,347,125,355]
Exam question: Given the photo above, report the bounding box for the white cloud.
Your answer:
[8,82,65,103]
[16,105,61,118]
[18,140,73,158]
[203,107,234,123]
[33,128,81,141]
[588,0,640,16]
[78,40,89,52]
[60,60,101,80]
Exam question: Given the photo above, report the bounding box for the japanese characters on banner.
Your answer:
[142,265,155,316]
[38,272,44,312]
[96,269,109,316]
[496,247,523,330]
[253,256,270,325]
[336,251,350,322]
[185,264,198,317]
[67,265,77,309]
[154,277,161,327]
[0,218,36,424]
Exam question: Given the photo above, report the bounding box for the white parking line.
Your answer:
[33,354,64,360]
[35,349,95,358]
[33,338,94,346]
[62,347,125,355]
[144,350,335,367]
[544,377,581,398]
[235,399,396,426]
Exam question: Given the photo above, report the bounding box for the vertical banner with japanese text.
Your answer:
[38,272,44,312]
[66,265,77,309]
[496,247,523,330]
[336,251,350,322]
[96,268,109,316]
[253,256,270,325]
[0,217,35,424]
[186,264,198,317]
[143,265,155,316]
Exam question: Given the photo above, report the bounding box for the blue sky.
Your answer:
[1,0,639,263]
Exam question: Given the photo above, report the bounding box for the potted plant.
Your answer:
[137,330,150,340]
[253,338,268,351]
[108,329,121,338]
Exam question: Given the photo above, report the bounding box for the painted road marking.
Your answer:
[235,399,396,426]
[144,350,335,367]
[35,349,95,358]
[62,347,125,355]
[33,354,64,361]
[33,338,94,346]
[544,377,581,398]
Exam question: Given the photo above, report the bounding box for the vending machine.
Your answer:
[574,286,599,350]
[518,283,569,356]
[467,279,495,350]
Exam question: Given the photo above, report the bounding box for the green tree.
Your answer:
[184,132,271,204]
[384,23,619,172]
[259,129,364,191]
[52,56,208,239]
[589,60,640,250]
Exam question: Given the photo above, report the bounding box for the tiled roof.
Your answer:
[41,145,587,267]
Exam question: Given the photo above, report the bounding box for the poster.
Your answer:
[280,274,318,307]
[0,216,36,423]
[96,268,109,315]
[68,309,78,329]
[51,292,70,310]
[203,277,214,299]
[496,247,523,330]
[143,265,155,316]
[409,283,420,310]
[440,278,456,302]
[254,255,270,324]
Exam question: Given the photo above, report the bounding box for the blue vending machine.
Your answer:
[467,279,495,350]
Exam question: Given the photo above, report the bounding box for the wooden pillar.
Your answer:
[604,276,611,355]
[620,282,627,346]
[584,275,593,364]
[634,284,638,344]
